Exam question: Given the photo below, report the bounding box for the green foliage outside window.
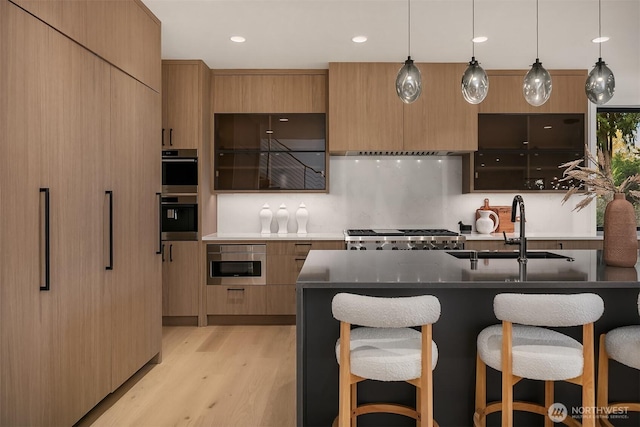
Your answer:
[596,109,640,228]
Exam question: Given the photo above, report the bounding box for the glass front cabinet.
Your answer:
[214,113,326,192]
[463,113,586,192]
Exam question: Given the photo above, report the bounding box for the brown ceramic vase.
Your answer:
[603,193,638,267]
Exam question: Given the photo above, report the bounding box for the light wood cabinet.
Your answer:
[109,67,162,391]
[329,62,477,154]
[404,63,478,152]
[479,69,588,114]
[212,70,327,113]
[265,285,297,315]
[11,0,161,91]
[205,240,343,317]
[1,2,161,425]
[161,60,215,325]
[265,240,343,315]
[328,62,403,153]
[0,6,113,424]
[162,241,201,317]
[162,61,203,149]
[465,239,604,251]
[207,286,267,315]
[1,5,62,423]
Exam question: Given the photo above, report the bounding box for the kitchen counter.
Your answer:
[296,250,640,427]
[201,232,344,241]
[464,232,605,240]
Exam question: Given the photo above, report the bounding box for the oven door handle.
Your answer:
[155,192,162,255]
[161,158,197,163]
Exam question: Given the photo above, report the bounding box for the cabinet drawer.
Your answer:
[265,285,296,315]
[206,286,267,315]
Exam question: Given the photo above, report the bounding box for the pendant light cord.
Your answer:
[536,0,539,58]
[472,0,475,57]
[598,0,602,58]
[408,0,411,57]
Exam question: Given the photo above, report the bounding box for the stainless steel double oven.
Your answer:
[161,149,198,241]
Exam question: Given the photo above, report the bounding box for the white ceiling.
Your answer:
[143,0,640,104]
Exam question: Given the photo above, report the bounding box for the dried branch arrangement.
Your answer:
[558,145,640,211]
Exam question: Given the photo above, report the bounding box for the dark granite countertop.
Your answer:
[297,249,640,288]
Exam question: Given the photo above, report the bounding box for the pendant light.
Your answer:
[396,0,421,104]
[585,0,615,105]
[523,0,552,107]
[461,0,489,104]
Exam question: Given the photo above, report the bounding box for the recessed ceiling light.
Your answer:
[472,36,488,43]
[230,36,246,43]
[592,36,610,43]
[352,36,367,43]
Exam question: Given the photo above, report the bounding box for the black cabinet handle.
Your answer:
[105,191,113,270]
[227,288,245,292]
[40,188,50,291]
[156,192,162,254]
[169,244,173,262]
[162,128,165,146]
[169,128,173,146]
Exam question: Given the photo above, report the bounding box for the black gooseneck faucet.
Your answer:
[504,195,527,264]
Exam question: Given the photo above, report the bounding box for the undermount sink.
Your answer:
[447,251,574,260]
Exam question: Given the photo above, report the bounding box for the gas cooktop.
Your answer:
[345,229,460,237]
[344,228,465,250]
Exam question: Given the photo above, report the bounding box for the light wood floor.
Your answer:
[76,325,296,427]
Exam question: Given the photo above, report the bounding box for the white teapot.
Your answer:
[476,210,499,234]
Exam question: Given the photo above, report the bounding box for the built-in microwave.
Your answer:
[161,195,198,241]
[162,149,198,194]
[207,244,266,285]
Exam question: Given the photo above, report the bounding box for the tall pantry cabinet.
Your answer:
[0,1,162,425]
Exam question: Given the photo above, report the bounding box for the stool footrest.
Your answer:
[475,401,582,427]
[354,402,418,419]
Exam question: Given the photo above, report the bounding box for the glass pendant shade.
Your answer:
[585,58,615,105]
[461,57,489,104]
[396,56,422,104]
[523,58,552,106]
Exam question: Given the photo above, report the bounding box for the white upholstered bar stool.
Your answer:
[331,293,441,427]
[597,292,640,427]
[473,293,604,427]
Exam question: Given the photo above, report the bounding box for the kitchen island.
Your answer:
[296,250,640,427]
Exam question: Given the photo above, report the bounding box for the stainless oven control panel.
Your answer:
[207,244,266,285]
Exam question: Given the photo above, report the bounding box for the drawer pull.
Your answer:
[227,288,245,292]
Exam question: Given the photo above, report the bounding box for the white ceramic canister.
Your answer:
[259,203,273,234]
[295,202,309,234]
[276,204,289,234]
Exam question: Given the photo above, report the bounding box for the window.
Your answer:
[595,107,640,229]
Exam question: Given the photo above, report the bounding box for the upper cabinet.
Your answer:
[464,113,586,192]
[212,70,327,113]
[214,113,327,192]
[328,62,478,154]
[462,69,588,193]
[328,63,404,153]
[479,69,588,114]
[162,60,210,149]
[11,0,161,91]
[404,63,479,152]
